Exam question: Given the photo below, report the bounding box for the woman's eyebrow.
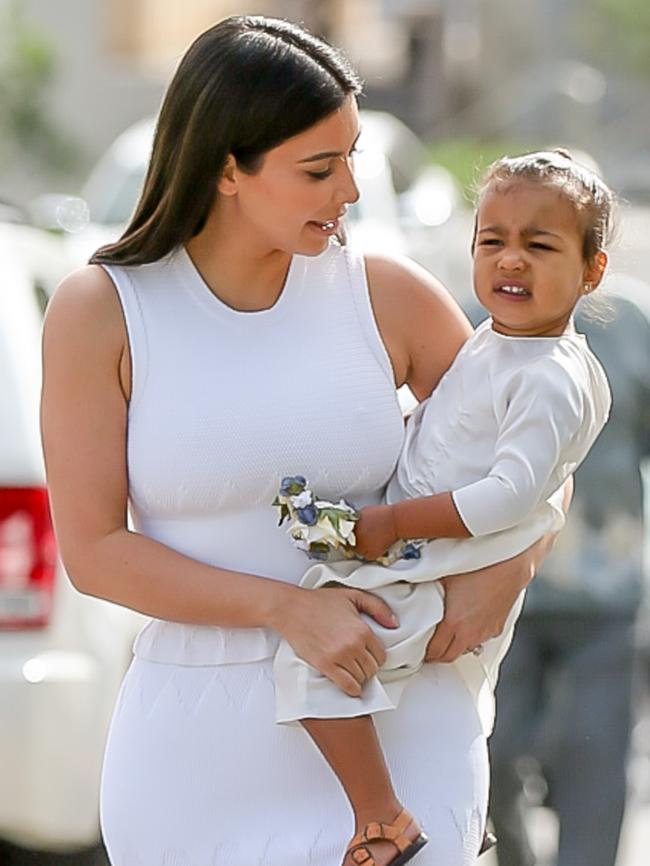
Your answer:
[297,130,361,163]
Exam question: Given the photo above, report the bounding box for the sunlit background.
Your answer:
[0,2,649,865]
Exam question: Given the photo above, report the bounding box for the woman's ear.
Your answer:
[583,249,608,293]
[217,155,238,196]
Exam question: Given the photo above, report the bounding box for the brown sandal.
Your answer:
[345,808,428,866]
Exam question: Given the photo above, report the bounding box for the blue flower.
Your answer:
[280,475,307,496]
[401,543,422,560]
[296,504,318,526]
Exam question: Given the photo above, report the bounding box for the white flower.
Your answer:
[339,520,356,541]
[291,490,313,509]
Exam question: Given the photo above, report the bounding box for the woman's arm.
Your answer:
[424,476,573,662]
[41,266,396,695]
[365,254,472,398]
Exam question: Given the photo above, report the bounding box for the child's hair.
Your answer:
[471,148,617,265]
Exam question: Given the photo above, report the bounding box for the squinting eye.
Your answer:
[530,242,554,250]
[479,238,501,246]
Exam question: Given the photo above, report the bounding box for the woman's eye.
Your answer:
[307,168,333,180]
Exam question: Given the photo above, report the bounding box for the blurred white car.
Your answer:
[0,219,141,864]
[32,111,463,276]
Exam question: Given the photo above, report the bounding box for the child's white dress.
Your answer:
[274,319,611,733]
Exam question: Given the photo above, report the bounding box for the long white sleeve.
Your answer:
[451,362,584,535]
[390,319,611,537]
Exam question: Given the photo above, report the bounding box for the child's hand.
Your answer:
[354,505,398,561]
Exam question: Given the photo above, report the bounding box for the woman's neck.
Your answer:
[185,209,293,312]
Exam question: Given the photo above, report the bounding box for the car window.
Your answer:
[94,166,146,226]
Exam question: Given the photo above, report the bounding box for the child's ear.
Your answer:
[217,155,239,196]
[583,250,608,293]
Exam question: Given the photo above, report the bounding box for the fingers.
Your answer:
[331,665,363,698]
[364,631,388,667]
[425,617,491,663]
[322,642,382,696]
[424,621,455,662]
[350,589,399,630]
[351,658,371,686]
[436,634,470,663]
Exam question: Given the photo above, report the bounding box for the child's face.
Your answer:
[473,181,604,337]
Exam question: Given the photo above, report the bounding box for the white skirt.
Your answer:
[100,657,489,866]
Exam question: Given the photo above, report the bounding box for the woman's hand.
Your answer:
[424,544,537,663]
[274,584,399,697]
[424,479,572,662]
[354,504,398,561]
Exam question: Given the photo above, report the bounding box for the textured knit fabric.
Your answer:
[102,658,488,866]
[99,240,490,865]
[102,241,405,664]
[462,280,650,614]
[392,318,611,534]
[275,319,610,733]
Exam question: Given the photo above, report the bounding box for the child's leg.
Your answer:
[302,715,424,866]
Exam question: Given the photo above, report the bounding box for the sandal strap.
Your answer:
[347,809,418,858]
[349,846,375,865]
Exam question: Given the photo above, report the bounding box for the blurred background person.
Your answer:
[487,267,650,866]
[3,1,650,864]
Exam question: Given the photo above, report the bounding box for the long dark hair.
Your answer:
[90,16,362,266]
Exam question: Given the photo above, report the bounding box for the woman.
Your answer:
[41,16,560,866]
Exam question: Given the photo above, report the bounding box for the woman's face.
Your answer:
[226,95,361,256]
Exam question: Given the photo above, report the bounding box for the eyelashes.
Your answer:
[307,168,333,180]
[307,147,359,181]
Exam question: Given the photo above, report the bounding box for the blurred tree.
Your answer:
[594,0,650,74]
[0,0,77,174]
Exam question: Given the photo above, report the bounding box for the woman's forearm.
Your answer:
[63,527,299,631]
[519,475,573,582]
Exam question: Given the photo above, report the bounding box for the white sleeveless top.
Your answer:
[102,240,405,665]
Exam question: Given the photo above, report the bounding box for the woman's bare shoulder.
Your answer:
[365,252,456,300]
[364,253,473,398]
[44,264,126,350]
[46,264,121,321]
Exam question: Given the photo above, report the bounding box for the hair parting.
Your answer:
[90,16,362,267]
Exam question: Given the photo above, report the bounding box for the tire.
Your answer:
[0,838,110,865]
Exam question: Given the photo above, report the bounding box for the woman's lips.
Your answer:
[307,217,340,234]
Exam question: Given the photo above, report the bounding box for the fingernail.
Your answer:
[390,614,399,627]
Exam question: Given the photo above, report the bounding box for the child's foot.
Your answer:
[343,808,428,866]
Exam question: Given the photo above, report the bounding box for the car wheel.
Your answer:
[0,838,110,865]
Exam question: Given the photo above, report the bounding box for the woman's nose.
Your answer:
[337,159,360,205]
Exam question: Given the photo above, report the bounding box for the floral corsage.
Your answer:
[273,475,423,564]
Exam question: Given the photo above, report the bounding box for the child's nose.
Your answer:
[497,248,526,270]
